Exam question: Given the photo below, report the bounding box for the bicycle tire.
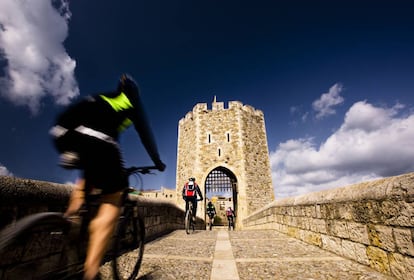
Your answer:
[184,210,192,234]
[0,212,75,280]
[111,215,145,280]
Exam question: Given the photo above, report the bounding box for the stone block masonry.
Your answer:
[176,99,274,227]
[243,172,414,280]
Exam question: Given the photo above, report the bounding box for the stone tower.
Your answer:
[176,98,274,228]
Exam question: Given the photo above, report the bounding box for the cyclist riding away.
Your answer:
[206,201,216,230]
[50,74,165,280]
[226,206,236,230]
[182,177,203,221]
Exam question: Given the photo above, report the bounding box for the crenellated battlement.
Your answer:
[179,99,264,125]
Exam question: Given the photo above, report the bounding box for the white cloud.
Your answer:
[312,83,344,119]
[0,164,12,176]
[0,0,78,113]
[271,100,414,198]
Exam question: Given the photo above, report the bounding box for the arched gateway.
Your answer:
[176,98,274,229]
[205,167,237,225]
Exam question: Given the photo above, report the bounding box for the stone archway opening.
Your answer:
[205,167,237,226]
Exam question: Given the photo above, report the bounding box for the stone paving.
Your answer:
[105,228,397,280]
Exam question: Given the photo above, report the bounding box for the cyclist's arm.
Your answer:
[182,186,186,200]
[128,86,165,171]
[196,185,203,201]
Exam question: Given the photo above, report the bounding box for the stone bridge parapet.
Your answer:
[0,175,201,271]
[243,172,414,280]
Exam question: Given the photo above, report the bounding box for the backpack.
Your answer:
[184,182,196,197]
[226,209,234,217]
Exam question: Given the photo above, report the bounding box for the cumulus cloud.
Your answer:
[271,100,414,198]
[0,0,78,113]
[312,83,344,119]
[0,164,13,176]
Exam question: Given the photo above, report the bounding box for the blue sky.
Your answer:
[1,0,414,198]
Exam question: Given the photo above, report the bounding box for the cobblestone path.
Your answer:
[106,228,396,280]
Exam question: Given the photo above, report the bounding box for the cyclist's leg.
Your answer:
[84,192,122,280]
[64,178,85,217]
[209,215,214,230]
[192,198,198,219]
[81,137,126,280]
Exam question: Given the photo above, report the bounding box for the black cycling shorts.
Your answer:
[53,130,127,194]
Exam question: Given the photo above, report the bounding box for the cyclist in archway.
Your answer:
[226,206,236,230]
[206,201,216,230]
[182,177,203,221]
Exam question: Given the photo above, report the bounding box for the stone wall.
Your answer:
[239,103,274,214]
[0,175,201,274]
[0,176,72,230]
[243,172,414,280]
[0,176,199,234]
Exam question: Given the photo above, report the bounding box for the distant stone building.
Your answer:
[141,187,176,202]
[176,97,274,228]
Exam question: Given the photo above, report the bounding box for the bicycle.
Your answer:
[184,200,195,235]
[0,166,157,280]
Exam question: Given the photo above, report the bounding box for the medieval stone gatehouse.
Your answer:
[176,97,274,228]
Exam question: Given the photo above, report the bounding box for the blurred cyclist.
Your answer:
[50,74,165,280]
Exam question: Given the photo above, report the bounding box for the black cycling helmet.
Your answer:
[189,177,195,182]
[118,73,138,92]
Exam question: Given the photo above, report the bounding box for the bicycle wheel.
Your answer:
[111,215,145,280]
[0,212,75,279]
[184,210,192,234]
